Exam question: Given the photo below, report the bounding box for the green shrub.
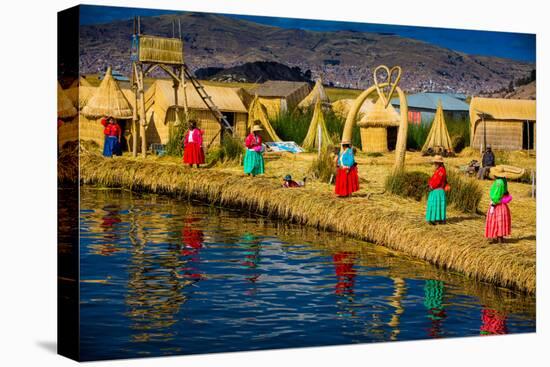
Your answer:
[446,170,483,213]
[451,135,466,153]
[407,124,430,151]
[309,148,336,183]
[384,170,430,201]
[165,123,186,157]
[207,131,245,164]
[385,169,483,212]
[270,109,362,151]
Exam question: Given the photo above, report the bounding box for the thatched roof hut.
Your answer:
[297,79,330,111]
[357,98,400,153]
[331,98,374,120]
[422,101,453,153]
[302,100,333,150]
[248,80,310,118]
[247,95,281,142]
[57,82,77,120]
[144,80,249,146]
[66,77,96,109]
[81,67,133,119]
[470,97,536,150]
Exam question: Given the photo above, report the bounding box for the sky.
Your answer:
[79,5,536,63]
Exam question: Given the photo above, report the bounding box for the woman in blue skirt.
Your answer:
[243,124,265,176]
[101,117,122,157]
[426,155,447,225]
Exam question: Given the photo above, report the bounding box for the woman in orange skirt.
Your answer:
[485,176,512,243]
[334,140,359,197]
[183,120,205,168]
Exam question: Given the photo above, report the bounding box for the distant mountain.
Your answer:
[79,12,535,95]
[196,61,312,83]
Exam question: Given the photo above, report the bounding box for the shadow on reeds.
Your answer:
[505,235,536,244]
[445,215,481,224]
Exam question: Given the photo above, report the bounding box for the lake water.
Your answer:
[77,188,535,361]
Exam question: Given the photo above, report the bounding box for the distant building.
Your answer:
[248,80,311,119]
[470,97,536,151]
[391,92,470,125]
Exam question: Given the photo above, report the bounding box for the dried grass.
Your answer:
[80,150,536,294]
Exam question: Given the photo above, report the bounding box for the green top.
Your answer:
[490,178,508,204]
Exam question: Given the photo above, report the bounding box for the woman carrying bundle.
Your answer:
[183,120,205,168]
[101,116,122,157]
[426,155,448,225]
[334,140,359,197]
[244,124,265,176]
[485,176,512,243]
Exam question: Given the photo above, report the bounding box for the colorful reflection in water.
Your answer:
[77,188,535,361]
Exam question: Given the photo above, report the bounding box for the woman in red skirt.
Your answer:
[334,140,359,197]
[485,176,512,243]
[183,120,205,168]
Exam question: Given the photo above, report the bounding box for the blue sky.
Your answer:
[79,5,536,62]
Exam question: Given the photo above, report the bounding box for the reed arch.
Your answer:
[341,67,409,171]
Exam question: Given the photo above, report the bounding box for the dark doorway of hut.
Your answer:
[220,113,236,144]
[522,121,535,150]
[387,126,398,151]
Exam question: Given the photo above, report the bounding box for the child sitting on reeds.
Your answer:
[282,174,306,188]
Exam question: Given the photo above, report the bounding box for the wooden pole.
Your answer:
[131,63,138,157]
[137,63,147,157]
[526,120,530,157]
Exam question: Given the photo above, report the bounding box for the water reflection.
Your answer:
[78,188,535,360]
[424,280,447,338]
[480,308,508,335]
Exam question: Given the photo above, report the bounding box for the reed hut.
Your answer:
[331,98,374,121]
[470,97,536,151]
[57,82,77,120]
[247,95,281,142]
[248,80,310,119]
[144,80,248,147]
[302,99,333,150]
[422,101,453,153]
[357,98,400,152]
[297,79,331,111]
[80,68,134,149]
[66,77,95,109]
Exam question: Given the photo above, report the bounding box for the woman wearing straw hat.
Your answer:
[485,175,512,243]
[101,116,122,157]
[183,120,205,168]
[426,155,448,224]
[244,123,265,176]
[334,140,359,197]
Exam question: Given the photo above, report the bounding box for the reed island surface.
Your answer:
[78,148,536,294]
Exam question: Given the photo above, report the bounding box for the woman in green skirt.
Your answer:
[426,155,448,225]
[243,124,265,176]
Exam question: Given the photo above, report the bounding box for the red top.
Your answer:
[245,133,262,149]
[428,166,447,190]
[101,118,121,137]
[184,128,204,146]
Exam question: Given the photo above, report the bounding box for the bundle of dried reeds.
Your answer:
[81,67,133,119]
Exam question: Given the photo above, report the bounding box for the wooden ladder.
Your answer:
[183,64,234,136]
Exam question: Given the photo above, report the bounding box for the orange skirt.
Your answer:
[183,142,205,165]
[335,166,359,197]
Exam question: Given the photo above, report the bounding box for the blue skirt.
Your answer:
[426,189,447,222]
[103,136,120,157]
[243,149,264,176]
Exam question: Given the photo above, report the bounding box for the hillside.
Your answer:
[79,12,535,94]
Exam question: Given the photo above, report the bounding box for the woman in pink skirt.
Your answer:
[485,176,512,243]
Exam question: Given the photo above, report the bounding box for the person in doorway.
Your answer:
[485,176,512,243]
[426,155,448,225]
[183,120,205,168]
[282,174,306,188]
[244,124,265,176]
[101,116,122,157]
[477,145,496,180]
[334,140,359,197]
